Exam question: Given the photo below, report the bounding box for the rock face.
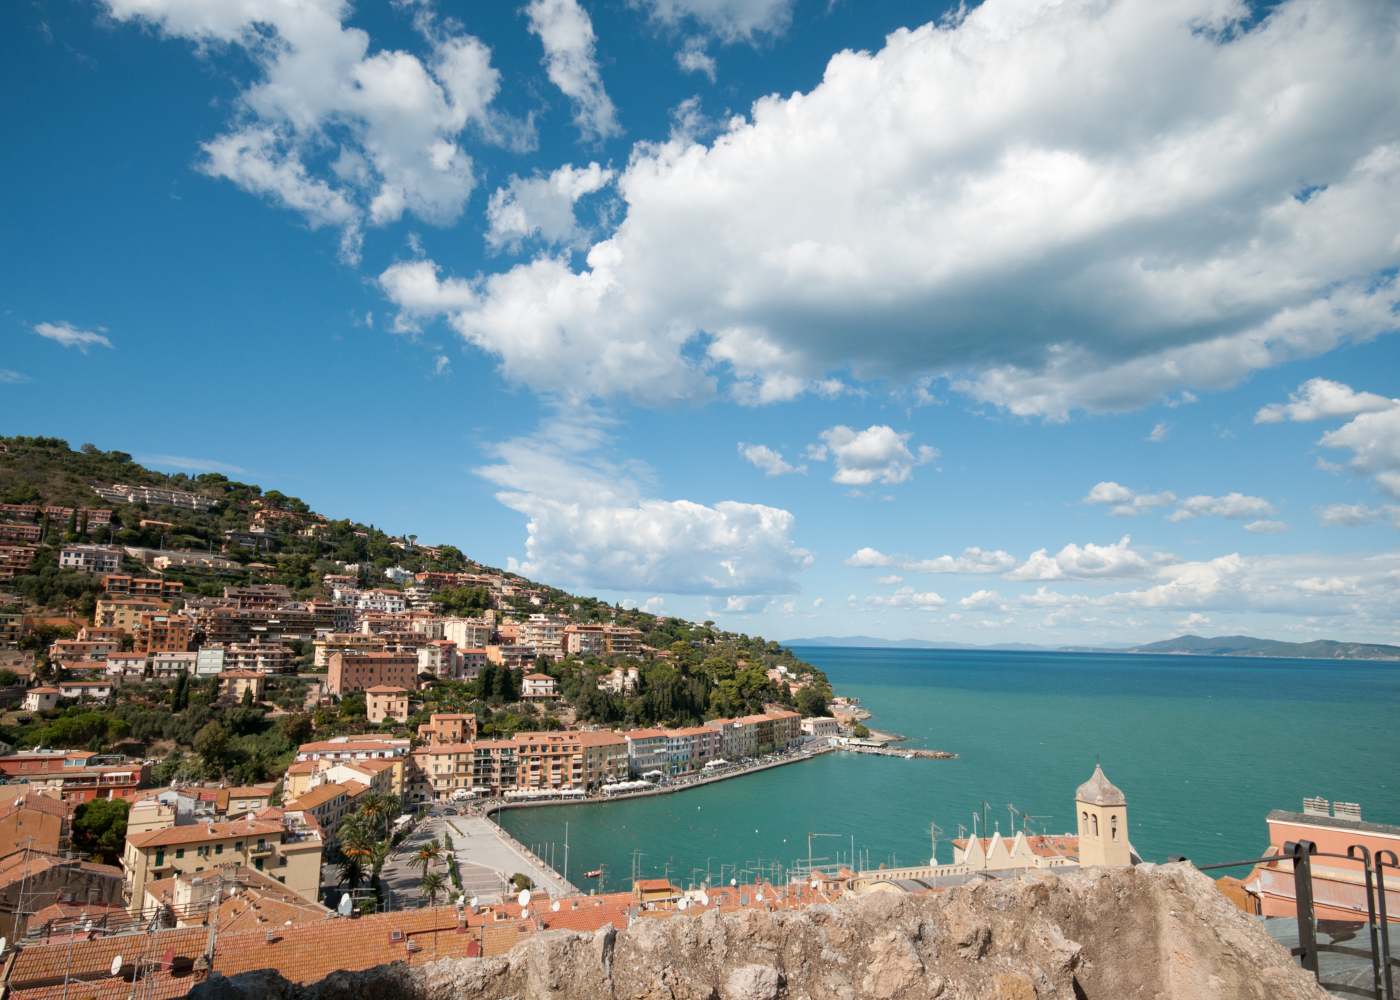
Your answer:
[192,864,1331,1000]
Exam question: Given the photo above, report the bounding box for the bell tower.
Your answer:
[1076,763,1130,866]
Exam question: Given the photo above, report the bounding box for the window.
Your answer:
[155,849,165,866]
[1090,815,1099,836]
[175,848,185,859]
[215,843,223,855]
[1111,816,1118,840]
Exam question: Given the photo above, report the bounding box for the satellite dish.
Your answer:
[551,901,560,912]
[730,878,737,886]
[469,896,479,907]
[698,891,709,906]
[111,956,123,977]
[520,908,529,919]
[755,892,764,902]
[518,889,532,907]
[677,898,689,911]
[811,879,820,890]
[337,895,354,916]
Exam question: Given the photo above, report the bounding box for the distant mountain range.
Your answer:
[785,633,1400,661]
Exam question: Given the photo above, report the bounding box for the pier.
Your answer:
[838,741,958,760]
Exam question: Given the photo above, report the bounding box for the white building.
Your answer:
[355,589,407,614]
[194,647,225,677]
[521,672,558,700]
[521,614,568,660]
[384,566,414,585]
[59,545,124,574]
[801,716,840,740]
[442,617,492,648]
[598,666,640,696]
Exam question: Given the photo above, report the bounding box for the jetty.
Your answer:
[839,741,958,760]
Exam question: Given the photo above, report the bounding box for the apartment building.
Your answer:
[484,644,534,669]
[564,623,606,656]
[136,612,192,655]
[95,597,169,634]
[59,679,115,701]
[284,782,363,841]
[103,652,149,682]
[59,545,125,574]
[0,544,39,580]
[441,617,492,648]
[0,523,43,544]
[417,639,458,678]
[327,652,418,696]
[366,685,410,724]
[624,729,671,778]
[514,731,627,792]
[417,712,478,746]
[121,812,322,910]
[313,631,386,668]
[355,589,407,614]
[604,626,643,657]
[0,750,148,803]
[704,709,803,760]
[102,575,184,601]
[520,614,568,660]
[93,483,215,511]
[219,641,295,674]
[406,743,476,803]
[666,726,724,774]
[223,584,293,610]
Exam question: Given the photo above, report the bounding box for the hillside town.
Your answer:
[0,441,851,963]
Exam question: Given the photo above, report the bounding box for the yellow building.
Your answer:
[366,685,410,724]
[218,669,266,702]
[122,813,323,911]
[95,597,169,634]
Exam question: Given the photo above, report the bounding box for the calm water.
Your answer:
[499,648,1400,889]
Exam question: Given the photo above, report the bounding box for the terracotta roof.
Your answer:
[286,784,351,811]
[219,670,263,679]
[127,817,284,850]
[624,728,670,740]
[0,790,73,821]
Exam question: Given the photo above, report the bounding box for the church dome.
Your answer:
[1076,764,1126,806]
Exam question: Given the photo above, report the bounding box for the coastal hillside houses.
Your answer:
[0,749,147,803]
[92,482,215,511]
[327,651,419,695]
[58,544,124,574]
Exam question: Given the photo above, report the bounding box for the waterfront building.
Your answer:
[801,717,840,741]
[624,729,671,778]
[666,726,723,774]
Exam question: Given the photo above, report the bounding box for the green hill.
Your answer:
[1131,634,1400,661]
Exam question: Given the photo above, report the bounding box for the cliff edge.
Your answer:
[192,863,1328,1000]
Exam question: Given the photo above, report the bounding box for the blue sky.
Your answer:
[4,0,1400,645]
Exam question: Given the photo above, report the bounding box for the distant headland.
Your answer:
[784,633,1400,662]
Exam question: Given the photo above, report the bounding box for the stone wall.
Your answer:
[193,863,1331,1000]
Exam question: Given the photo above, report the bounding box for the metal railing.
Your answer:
[1172,840,1398,1000]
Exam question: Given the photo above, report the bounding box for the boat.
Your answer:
[584,868,603,879]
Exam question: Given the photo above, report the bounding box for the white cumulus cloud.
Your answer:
[486,161,615,251]
[477,408,812,596]
[1006,535,1152,581]
[388,1,1400,412]
[632,0,795,44]
[1255,377,1396,423]
[1168,493,1277,523]
[103,0,508,260]
[809,425,937,486]
[1084,481,1177,517]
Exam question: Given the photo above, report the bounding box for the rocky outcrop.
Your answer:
[193,863,1330,1000]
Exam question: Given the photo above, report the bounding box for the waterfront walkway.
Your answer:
[447,814,578,900]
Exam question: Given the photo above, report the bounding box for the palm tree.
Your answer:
[338,855,366,892]
[420,871,446,907]
[368,839,391,883]
[415,841,441,880]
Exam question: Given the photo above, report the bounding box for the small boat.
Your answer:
[584,868,603,879]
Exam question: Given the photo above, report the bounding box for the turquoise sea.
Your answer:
[498,648,1400,890]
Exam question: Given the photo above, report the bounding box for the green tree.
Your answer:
[415,841,441,880]
[338,855,366,892]
[170,670,189,712]
[194,720,229,775]
[795,686,829,718]
[420,871,447,907]
[72,798,129,864]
